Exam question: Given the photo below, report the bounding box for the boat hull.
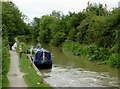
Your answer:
[34,60,52,69]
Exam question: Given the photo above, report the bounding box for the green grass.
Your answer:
[0,37,2,88]
[2,38,10,87]
[2,75,9,87]
[16,43,50,87]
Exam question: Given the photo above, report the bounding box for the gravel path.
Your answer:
[7,50,27,87]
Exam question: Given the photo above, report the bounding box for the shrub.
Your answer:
[2,37,10,87]
[50,32,66,46]
[63,37,118,68]
[67,28,77,41]
[18,36,26,43]
[107,53,120,68]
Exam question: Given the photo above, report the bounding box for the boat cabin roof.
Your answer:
[35,49,51,61]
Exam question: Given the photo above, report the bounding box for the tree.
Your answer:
[86,3,107,16]
[2,1,25,39]
[38,15,56,43]
[31,17,41,38]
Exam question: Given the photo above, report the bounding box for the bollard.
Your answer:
[27,54,29,59]
[40,76,44,83]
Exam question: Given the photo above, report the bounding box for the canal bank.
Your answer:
[62,41,119,68]
[16,42,51,87]
[20,39,118,87]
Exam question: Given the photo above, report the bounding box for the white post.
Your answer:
[43,51,45,60]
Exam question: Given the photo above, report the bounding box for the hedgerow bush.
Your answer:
[50,32,66,46]
[63,42,119,68]
[107,53,120,68]
[2,38,10,87]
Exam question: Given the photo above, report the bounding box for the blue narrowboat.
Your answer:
[30,48,52,69]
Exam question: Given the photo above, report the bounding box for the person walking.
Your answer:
[37,43,41,49]
[9,42,13,50]
[19,45,22,59]
[13,42,17,51]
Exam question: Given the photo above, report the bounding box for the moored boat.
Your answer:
[30,47,52,69]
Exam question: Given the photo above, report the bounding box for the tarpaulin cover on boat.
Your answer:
[35,50,51,61]
[35,51,43,61]
[45,51,51,60]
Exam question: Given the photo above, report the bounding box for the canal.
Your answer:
[40,44,118,87]
[27,42,118,87]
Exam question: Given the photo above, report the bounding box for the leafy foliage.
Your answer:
[2,1,27,87]
[28,3,119,68]
[2,37,10,87]
[2,1,119,70]
[63,41,119,68]
[107,53,120,68]
[2,1,25,36]
[50,32,66,46]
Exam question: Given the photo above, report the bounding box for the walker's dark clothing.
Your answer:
[19,47,22,59]
[20,52,22,59]
[9,42,13,50]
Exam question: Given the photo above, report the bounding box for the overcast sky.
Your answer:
[10,0,119,23]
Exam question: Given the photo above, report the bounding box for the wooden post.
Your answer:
[40,76,44,83]
[27,54,52,86]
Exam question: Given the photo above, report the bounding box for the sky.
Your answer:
[9,0,120,23]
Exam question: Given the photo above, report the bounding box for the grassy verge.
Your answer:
[62,41,120,68]
[2,38,10,87]
[0,37,2,88]
[16,43,50,87]
[2,75,9,87]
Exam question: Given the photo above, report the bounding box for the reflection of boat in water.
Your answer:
[30,47,52,69]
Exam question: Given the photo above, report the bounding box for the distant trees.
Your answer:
[38,15,56,43]
[30,17,41,38]
[86,3,107,16]
[28,3,119,67]
[29,5,119,49]
[2,1,119,67]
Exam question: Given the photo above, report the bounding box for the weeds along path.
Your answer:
[7,50,27,87]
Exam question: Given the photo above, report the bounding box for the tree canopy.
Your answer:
[2,1,120,68]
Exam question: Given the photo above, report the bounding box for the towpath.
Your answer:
[7,50,27,87]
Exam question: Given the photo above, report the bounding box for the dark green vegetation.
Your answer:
[2,2,27,38]
[2,1,51,86]
[63,41,119,68]
[2,37,10,87]
[16,43,50,87]
[28,3,119,68]
[0,39,1,88]
[2,3,120,88]
[2,1,26,87]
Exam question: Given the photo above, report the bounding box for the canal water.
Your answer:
[40,45,118,87]
[28,42,118,87]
